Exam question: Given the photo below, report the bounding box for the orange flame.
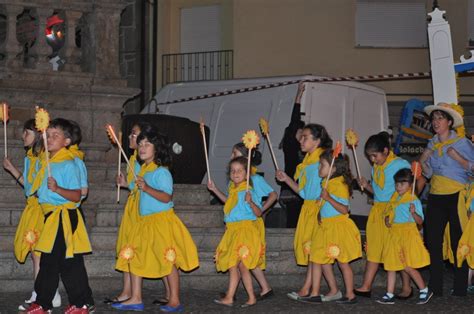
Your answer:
[332,141,342,158]
[411,161,422,179]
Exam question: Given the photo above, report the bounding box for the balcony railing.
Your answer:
[162,50,233,85]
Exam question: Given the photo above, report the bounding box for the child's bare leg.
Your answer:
[387,271,396,294]
[298,263,312,296]
[322,264,339,296]
[239,262,257,305]
[117,272,132,300]
[338,262,355,299]
[404,267,426,290]
[219,266,240,304]
[309,263,323,296]
[251,268,272,295]
[166,266,181,307]
[32,253,41,279]
[398,271,412,296]
[162,277,170,300]
[121,273,142,305]
[355,261,379,292]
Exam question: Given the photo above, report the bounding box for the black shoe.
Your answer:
[353,289,371,298]
[395,289,413,300]
[417,289,433,305]
[336,297,358,304]
[376,294,395,305]
[299,295,323,304]
[152,298,169,305]
[257,289,274,301]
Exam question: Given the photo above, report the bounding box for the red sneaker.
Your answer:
[64,305,89,314]
[24,303,52,314]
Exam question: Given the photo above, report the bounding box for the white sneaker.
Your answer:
[52,290,61,308]
[25,291,37,304]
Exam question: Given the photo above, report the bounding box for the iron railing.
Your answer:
[162,50,233,85]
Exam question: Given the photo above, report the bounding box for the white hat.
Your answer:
[424,103,464,128]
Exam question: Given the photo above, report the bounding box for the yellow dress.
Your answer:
[382,193,430,271]
[115,162,199,278]
[254,217,266,269]
[310,177,362,264]
[115,151,140,256]
[215,182,263,272]
[14,149,44,263]
[293,148,324,266]
[457,186,474,268]
[365,202,389,263]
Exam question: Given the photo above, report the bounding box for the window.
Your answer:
[180,5,221,53]
[355,0,427,48]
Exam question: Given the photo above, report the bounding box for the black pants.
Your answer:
[425,193,468,296]
[34,211,90,309]
[78,206,95,306]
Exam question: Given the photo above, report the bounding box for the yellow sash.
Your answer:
[467,183,474,211]
[294,148,324,190]
[431,136,462,156]
[30,148,75,195]
[431,175,468,230]
[251,166,257,176]
[69,144,85,160]
[385,191,417,224]
[373,151,397,190]
[26,148,38,185]
[321,176,349,200]
[127,150,138,186]
[35,202,91,258]
[224,181,249,215]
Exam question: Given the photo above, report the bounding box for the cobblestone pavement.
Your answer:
[1,269,473,313]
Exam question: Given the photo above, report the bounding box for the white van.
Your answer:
[143,75,389,216]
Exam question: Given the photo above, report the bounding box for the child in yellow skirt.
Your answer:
[3,119,51,308]
[355,132,411,298]
[305,151,361,304]
[108,122,166,305]
[208,156,264,307]
[231,143,277,299]
[114,130,199,312]
[377,168,432,305]
[276,123,337,300]
[457,181,474,270]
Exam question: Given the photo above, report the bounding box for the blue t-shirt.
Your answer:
[392,197,424,224]
[320,195,350,218]
[23,156,36,197]
[37,160,81,205]
[297,162,322,200]
[372,158,410,203]
[224,190,260,223]
[251,174,274,207]
[74,157,88,189]
[425,131,474,184]
[139,167,174,216]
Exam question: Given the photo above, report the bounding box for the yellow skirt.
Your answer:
[14,196,43,263]
[457,216,474,268]
[365,202,389,263]
[115,192,140,256]
[310,214,362,264]
[115,209,199,279]
[382,223,430,271]
[215,220,263,272]
[254,217,266,270]
[294,200,319,266]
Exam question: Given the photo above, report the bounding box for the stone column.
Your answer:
[94,9,121,79]
[3,4,23,68]
[63,10,82,72]
[31,7,53,70]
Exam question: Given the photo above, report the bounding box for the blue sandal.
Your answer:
[159,304,184,312]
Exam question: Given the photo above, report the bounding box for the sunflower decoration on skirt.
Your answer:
[164,247,177,264]
[327,244,341,259]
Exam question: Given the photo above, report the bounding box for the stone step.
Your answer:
[0,202,223,228]
[0,183,211,207]
[0,249,385,292]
